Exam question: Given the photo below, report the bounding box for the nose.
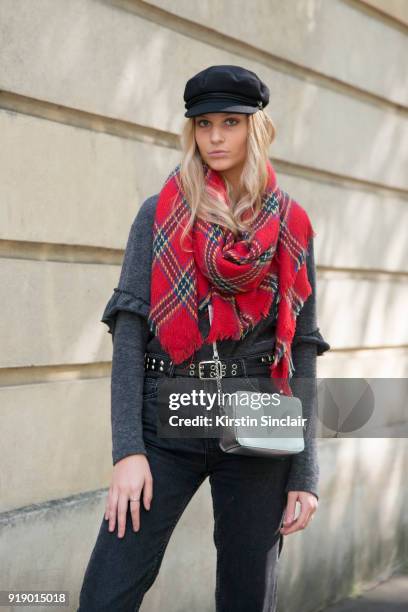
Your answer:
[210,127,224,143]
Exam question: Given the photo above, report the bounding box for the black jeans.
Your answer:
[78,377,291,612]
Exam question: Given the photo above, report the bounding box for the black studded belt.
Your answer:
[143,351,276,379]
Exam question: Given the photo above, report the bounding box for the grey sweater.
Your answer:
[102,195,331,499]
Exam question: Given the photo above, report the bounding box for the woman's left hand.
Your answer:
[280,491,318,535]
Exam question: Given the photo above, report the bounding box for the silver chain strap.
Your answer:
[207,302,223,397]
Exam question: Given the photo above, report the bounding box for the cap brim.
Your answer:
[184,100,259,118]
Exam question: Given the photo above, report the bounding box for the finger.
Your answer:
[130,500,141,532]
[281,509,308,534]
[283,493,298,526]
[104,489,112,520]
[143,475,153,511]
[108,490,119,533]
[300,508,314,529]
[104,487,112,520]
[281,505,312,535]
[117,493,129,538]
[128,487,142,531]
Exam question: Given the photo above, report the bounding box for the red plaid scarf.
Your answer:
[148,159,315,395]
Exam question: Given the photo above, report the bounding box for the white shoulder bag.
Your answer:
[207,301,305,457]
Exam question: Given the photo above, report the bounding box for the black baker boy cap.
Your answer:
[184,65,270,118]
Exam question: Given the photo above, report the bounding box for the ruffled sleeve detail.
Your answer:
[100,194,158,339]
[101,287,150,337]
[292,327,331,356]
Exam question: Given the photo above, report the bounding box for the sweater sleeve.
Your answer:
[100,195,157,465]
[110,310,150,465]
[284,237,330,500]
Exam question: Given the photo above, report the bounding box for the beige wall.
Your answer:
[360,0,408,26]
[0,1,407,611]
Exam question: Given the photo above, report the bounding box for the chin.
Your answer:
[205,157,235,171]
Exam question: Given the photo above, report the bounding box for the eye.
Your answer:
[195,117,239,127]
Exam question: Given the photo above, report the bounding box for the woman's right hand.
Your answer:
[104,453,153,538]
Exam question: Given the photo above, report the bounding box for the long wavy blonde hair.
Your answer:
[174,110,276,252]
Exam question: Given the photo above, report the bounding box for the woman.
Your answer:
[78,65,330,612]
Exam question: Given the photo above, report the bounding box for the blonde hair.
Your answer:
[174,110,276,252]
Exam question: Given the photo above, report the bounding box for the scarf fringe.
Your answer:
[206,317,241,344]
[270,338,295,396]
[156,322,204,364]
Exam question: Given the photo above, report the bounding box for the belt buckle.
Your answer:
[198,359,223,380]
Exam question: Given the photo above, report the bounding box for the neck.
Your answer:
[221,164,244,201]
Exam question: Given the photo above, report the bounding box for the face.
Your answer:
[193,112,249,173]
